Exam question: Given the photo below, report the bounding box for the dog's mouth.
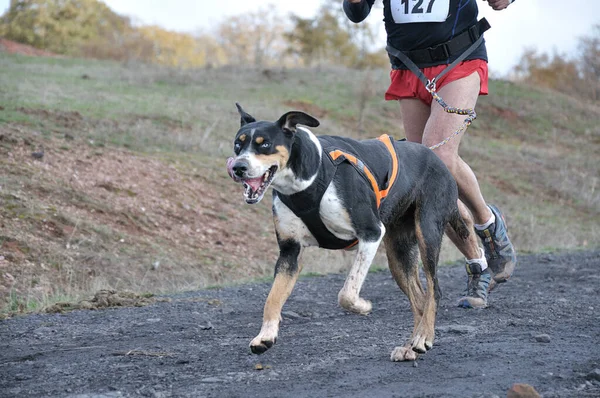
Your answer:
[240,165,276,204]
[242,165,277,204]
[226,157,278,204]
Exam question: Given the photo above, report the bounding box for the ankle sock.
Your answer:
[466,248,488,271]
[474,207,496,231]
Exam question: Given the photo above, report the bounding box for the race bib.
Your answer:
[390,0,450,24]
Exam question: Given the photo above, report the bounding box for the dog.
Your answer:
[226,104,471,361]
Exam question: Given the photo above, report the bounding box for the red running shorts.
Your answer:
[384,59,489,106]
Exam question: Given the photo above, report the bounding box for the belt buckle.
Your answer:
[468,25,479,42]
[428,44,450,62]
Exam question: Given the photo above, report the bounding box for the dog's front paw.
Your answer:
[350,298,372,315]
[250,320,279,355]
[250,335,277,355]
[338,293,372,315]
[390,346,418,362]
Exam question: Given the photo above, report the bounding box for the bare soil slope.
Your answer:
[1,250,599,398]
[0,38,57,57]
[0,116,275,311]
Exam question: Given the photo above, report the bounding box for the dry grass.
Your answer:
[0,119,275,314]
[0,54,598,316]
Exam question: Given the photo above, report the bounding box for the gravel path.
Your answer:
[2,250,600,397]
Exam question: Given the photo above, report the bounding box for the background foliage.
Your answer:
[1,0,598,101]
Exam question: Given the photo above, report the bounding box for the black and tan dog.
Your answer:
[226,104,470,361]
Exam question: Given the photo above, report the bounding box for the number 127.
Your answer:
[402,0,437,14]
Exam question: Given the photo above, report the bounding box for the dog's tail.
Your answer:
[448,207,470,241]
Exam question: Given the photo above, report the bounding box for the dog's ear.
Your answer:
[236,103,256,126]
[276,111,320,133]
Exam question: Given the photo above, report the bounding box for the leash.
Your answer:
[424,79,477,150]
[386,19,490,150]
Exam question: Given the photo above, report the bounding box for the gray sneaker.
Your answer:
[457,263,491,309]
[476,205,517,283]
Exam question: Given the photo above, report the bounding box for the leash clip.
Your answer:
[426,78,437,94]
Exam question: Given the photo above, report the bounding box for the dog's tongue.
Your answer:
[245,177,263,192]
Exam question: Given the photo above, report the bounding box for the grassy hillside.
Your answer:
[1,54,598,316]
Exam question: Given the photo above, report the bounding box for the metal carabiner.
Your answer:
[426,78,437,94]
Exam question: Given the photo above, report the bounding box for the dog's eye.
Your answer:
[234,142,241,151]
[260,142,271,149]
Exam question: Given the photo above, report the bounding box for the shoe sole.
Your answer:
[457,297,488,309]
[492,268,515,283]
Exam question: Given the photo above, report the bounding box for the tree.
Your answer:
[577,24,600,101]
[195,32,227,68]
[285,0,386,68]
[0,0,389,70]
[285,10,358,67]
[0,0,128,55]
[0,0,215,67]
[137,26,206,68]
[215,6,287,67]
[514,23,600,102]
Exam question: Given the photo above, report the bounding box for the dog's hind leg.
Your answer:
[384,226,426,362]
[337,223,385,315]
[250,239,302,354]
[410,203,445,354]
[444,200,478,261]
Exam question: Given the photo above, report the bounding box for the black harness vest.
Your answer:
[276,134,400,250]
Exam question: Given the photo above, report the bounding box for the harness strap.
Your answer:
[376,134,399,199]
[328,134,399,209]
[386,18,491,86]
[385,19,490,151]
[400,19,489,65]
[278,135,399,251]
[276,155,358,250]
[330,149,381,208]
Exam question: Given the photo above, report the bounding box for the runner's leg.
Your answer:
[421,71,492,226]
[400,92,483,261]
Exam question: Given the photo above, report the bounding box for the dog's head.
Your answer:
[226,103,319,204]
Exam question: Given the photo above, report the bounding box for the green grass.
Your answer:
[0,52,598,317]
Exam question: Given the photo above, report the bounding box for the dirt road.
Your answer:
[2,250,599,397]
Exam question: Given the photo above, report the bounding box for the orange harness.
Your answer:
[328,134,399,250]
[329,134,399,209]
[276,134,400,251]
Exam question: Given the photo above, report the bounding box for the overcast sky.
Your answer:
[1,0,598,76]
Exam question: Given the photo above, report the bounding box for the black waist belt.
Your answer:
[395,18,491,65]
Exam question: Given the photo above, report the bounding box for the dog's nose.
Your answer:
[232,162,248,178]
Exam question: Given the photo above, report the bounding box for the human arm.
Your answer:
[343,0,376,23]
[483,0,515,11]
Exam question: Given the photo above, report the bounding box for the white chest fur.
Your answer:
[273,183,356,246]
[318,184,356,241]
[272,196,319,247]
